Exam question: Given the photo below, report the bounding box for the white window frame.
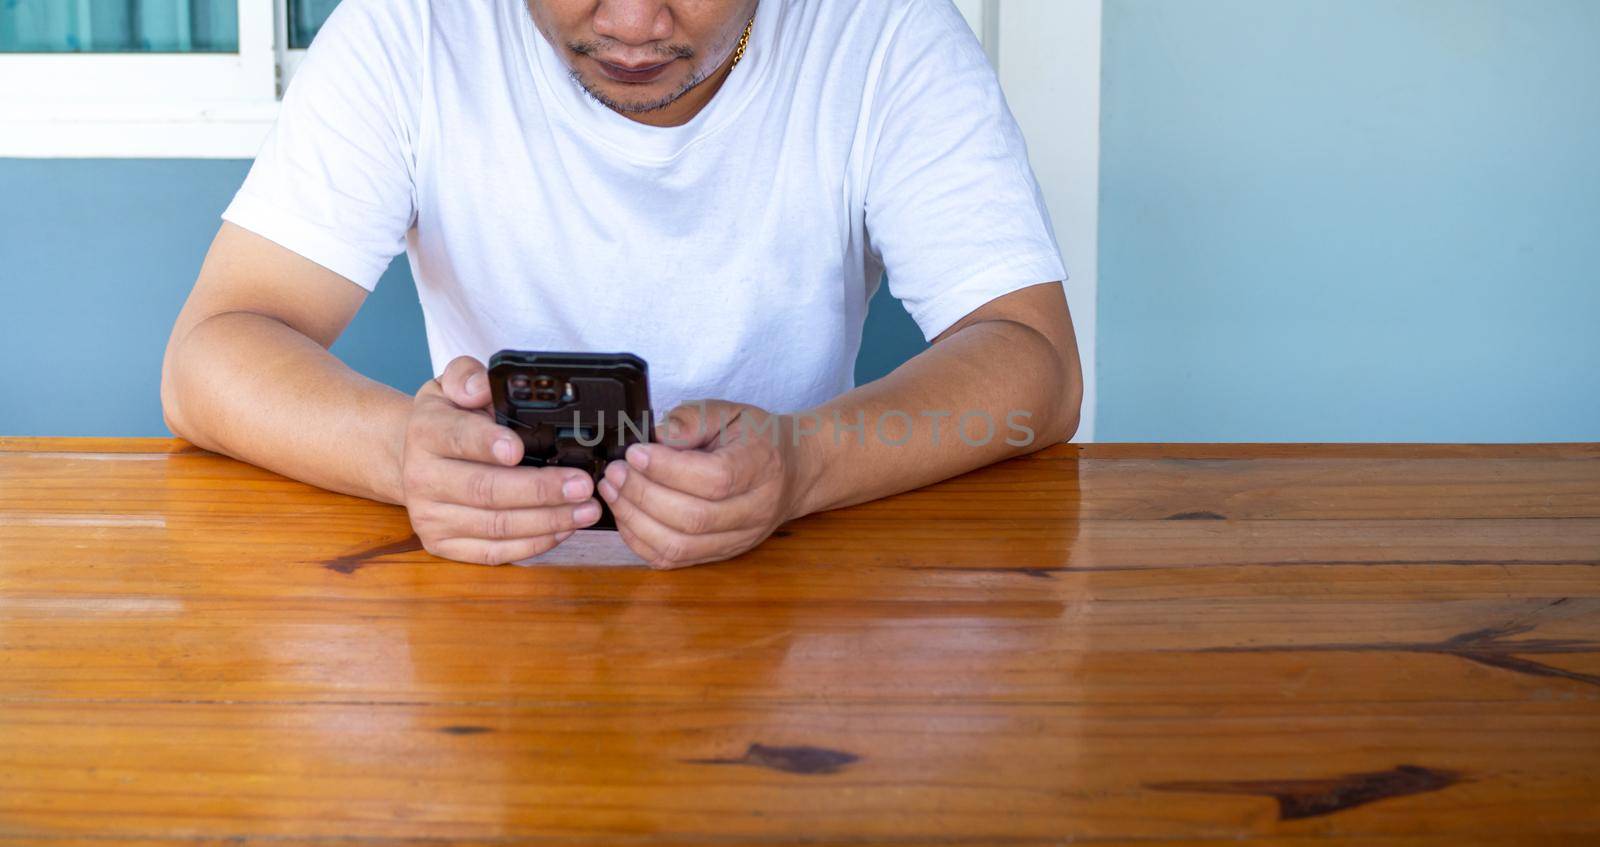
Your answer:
[276,5,310,94]
[0,0,287,157]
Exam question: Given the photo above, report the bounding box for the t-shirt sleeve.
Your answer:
[863,0,1069,341]
[220,0,420,291]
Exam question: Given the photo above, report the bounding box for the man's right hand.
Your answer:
[399,356,601,565]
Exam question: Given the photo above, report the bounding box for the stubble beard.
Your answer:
[563,13,746,116]
[568,61,711,115]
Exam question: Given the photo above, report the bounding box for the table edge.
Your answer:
[2,436,1596,460]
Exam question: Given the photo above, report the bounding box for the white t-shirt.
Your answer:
[223,0,1067,415]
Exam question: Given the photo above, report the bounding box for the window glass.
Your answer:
[0,0,237,52]
[288,0,340,49]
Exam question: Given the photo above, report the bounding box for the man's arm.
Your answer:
[598,281,1081,567]
[162,223,603,564]
[795,279,1082,515]
[162,222,411,503]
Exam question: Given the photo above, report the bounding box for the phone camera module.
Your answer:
[508,373,575,407]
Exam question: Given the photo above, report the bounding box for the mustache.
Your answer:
[567,40,695,61]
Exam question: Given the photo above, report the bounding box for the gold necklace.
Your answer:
[729,14,754,69]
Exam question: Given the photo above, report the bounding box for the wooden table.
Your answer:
[1,438,1597,845]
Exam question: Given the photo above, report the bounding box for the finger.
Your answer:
[426,535,567,567]
[418,402,522,466]
[437,355,492,411]
[427,499,603,540]
[622,438,767,502]
[603,460,758,535]
[600,475,748,568]
[613,521,662,566]
[657,400,743,449]
[423,460,594,510]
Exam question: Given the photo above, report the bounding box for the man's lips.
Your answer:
[594,58,674,84]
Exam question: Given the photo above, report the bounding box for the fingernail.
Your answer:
[605,461,628,486]
[574,501,601,525]
[562,476,589,501]
[626,444,650,470]
[493,438,517,465]
[466,372,486,396]
[598,479,617,502]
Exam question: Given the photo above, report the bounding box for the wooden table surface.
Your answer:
[1,438,1597,845]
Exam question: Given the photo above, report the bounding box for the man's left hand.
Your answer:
[599,400,814,569]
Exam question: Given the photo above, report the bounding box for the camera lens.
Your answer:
[509,375,532,402]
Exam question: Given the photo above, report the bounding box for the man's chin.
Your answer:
[605,93,680,115]
[573,66,716,117]
[573,76,673,112]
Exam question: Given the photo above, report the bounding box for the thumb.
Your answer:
[438,355,491,411]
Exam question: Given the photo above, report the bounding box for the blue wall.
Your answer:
[10,0,1600,443]
[1099,0,1600,441]
[0,159,925,437]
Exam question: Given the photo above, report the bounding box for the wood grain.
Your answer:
[1,439,1597,845]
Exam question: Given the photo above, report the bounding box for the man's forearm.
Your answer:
[161,311,412,505]
[789,318,1082,518]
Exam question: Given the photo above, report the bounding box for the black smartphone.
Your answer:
[488,350,652,531]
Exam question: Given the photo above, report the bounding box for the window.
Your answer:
[1,1,239,53]
[0,0,340,157]
[287,0,337,49]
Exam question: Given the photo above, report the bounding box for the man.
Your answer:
[160,0,1083,568]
